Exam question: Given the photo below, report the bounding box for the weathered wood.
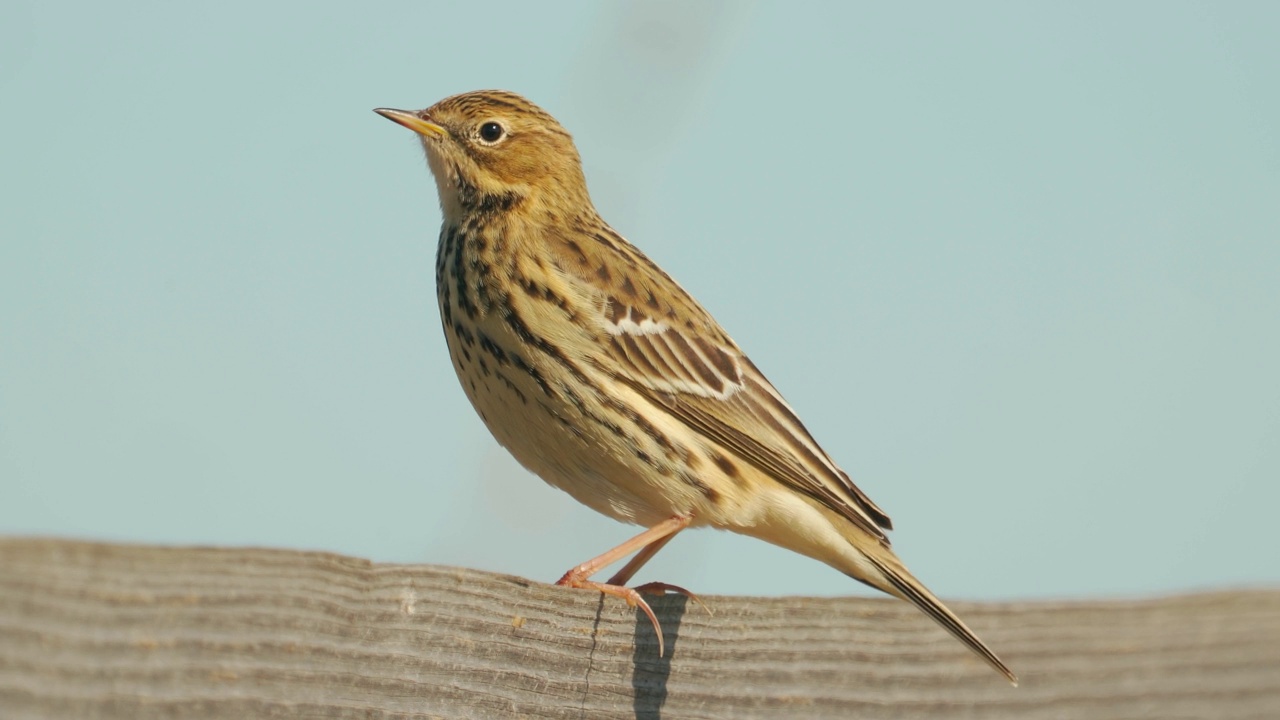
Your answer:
[0,538,1276,718]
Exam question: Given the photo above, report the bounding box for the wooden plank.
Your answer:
[0,538,1276,718]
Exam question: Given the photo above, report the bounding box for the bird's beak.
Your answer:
[374,108,446,138]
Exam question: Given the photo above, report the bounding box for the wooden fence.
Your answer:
[1,538,1276,718]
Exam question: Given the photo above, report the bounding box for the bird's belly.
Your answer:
[442,312,705,527]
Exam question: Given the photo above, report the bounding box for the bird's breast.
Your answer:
[432,223,713,526]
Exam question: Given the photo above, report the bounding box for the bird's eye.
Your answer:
[478,121,505,144]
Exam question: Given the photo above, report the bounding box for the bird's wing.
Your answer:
[582,239,894,543]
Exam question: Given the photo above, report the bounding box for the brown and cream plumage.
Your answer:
[375,90,1016,684]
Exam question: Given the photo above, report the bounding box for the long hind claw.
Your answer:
[633,581,712,616]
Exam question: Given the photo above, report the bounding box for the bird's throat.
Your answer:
[423,148,465,224]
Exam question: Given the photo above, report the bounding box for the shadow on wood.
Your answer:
[631,593,689,719]
[0,538,1277,718]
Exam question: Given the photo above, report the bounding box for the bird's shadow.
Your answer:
[629,593,689,720]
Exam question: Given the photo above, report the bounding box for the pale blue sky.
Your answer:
[2,1,1277,601]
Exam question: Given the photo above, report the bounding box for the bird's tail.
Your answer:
[862,551,1018,685]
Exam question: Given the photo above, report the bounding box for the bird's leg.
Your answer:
[605,530,678,586]
[605,531,707,612]
[555,514,692,656]
[556,514,692,584]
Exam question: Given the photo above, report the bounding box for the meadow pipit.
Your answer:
[375,90,1017,684]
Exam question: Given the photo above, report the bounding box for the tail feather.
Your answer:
[864,554,1018,686]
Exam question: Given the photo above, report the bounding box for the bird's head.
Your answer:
[376,90,590,224]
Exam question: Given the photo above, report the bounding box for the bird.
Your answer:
[374,90,1017,684]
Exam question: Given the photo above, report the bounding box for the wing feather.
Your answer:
[599,295,893,542]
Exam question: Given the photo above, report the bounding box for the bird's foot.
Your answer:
[556,572,668,656]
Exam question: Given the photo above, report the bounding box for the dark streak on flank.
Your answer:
[541,401,586,439]
[599,390,679,457]
[559,382,626,439]
[510,352,551,397]
[477,331,508,366]
[711,452,740,479]
[495,371,528,405]
[682,471,717,501]
[519,276,541,297]
[451,321,475,347]
[542,285,569,312]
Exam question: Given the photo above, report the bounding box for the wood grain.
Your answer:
[0,538,1276,718]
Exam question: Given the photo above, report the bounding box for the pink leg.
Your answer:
[606,529,680,586]
[556,514,693,657]
[606,530,709,612]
